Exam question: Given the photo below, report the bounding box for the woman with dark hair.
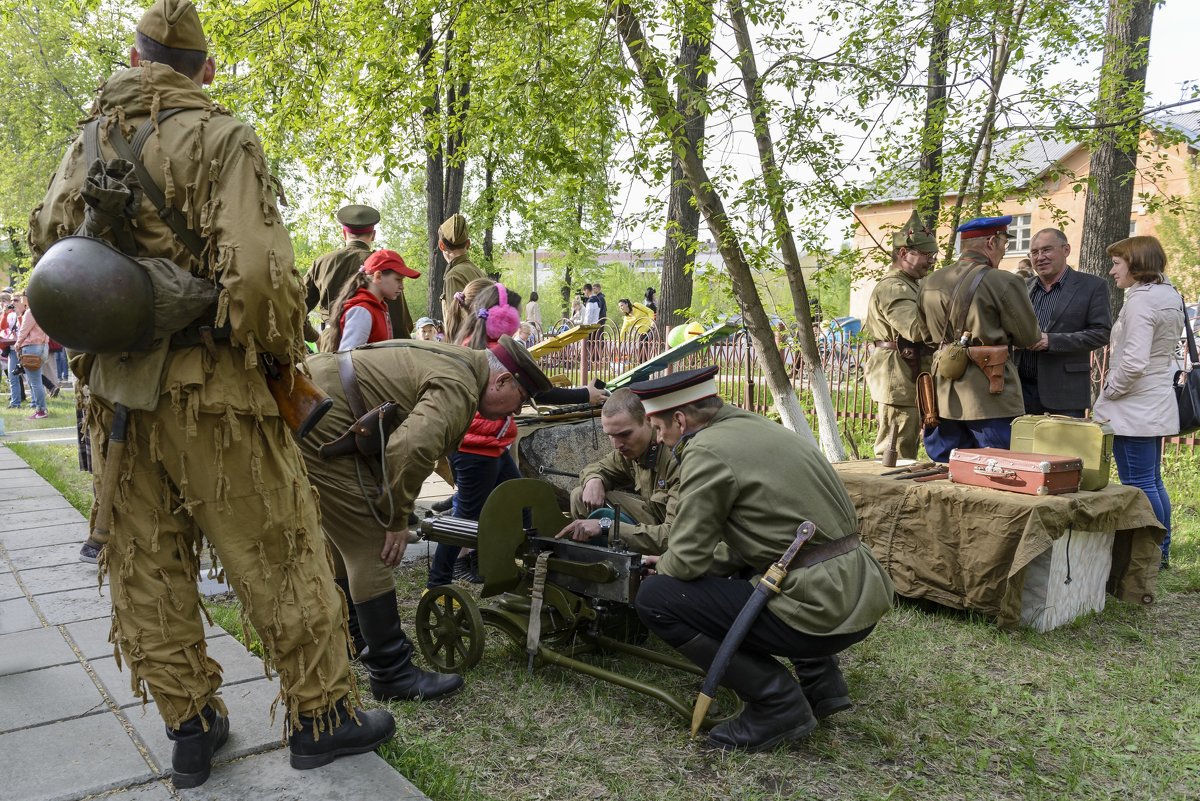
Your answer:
[525,290,542,332]
[328,249,420,351]
[644,287,658,314]
[1091,236,1184,569]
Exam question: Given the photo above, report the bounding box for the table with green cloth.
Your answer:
[833,460,1165,629]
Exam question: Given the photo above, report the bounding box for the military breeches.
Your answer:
[93,400,351,730]
[303,452,397,604]
[874,403,921,461]
[569,486,655,524]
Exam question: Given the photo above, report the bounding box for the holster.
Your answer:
[916,371,938,428]
[317,401,405,459]
[967,345,1009,394]
[897,337,924,382]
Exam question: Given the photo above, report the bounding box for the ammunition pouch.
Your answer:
[933,343,969,381]
[317,401,406,459]
[917,371,939,428]
[967,345,1009,394]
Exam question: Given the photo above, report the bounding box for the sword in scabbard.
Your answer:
[690,521,817,737]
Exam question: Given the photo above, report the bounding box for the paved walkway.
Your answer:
[0,443,445,801]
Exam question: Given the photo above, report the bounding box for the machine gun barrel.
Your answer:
[420,514,480,549]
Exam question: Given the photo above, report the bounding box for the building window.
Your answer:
[1005,214,1032,254]
[1129,220,1137,236]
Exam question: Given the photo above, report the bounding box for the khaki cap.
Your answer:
[336,204,380,230]
[892,210,938,255]
[438,213,470,248]
[488,336,553,397]
[136,0,207,53]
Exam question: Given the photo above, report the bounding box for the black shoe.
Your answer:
[167,706,229,789]
[355,591,464,702]
[333,578,366,658]
[288,697,396,770]
[79,540,103,565]
[677,635,816,753]
[431,496,455,514]
[791,654,853,720]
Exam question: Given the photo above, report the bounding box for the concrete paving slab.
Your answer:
[170,749,426,801]
[21,561,107,596]
[8,541,90,571]
[0,506,87,532]
[0,520,90,551]
[0,480,61,499]
[92,781,175,801]
[93,635,271,710]
[0,712,155,801]
[130,677,288,778]
[34,584,112,626]
[0,660,111,733]
[0,595,41,634]
[0,570,21,601]
[0,626,79,675]
[0,495,79,514]
[0,474,57,492]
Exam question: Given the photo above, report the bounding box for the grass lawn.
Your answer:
[5,432,1197,800]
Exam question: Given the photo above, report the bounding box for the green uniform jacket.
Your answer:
[439,254,487,322]
[918,251,1041,420]
[304,239,414,337]
[304,341,490,522]
[28,64,303,415]
[864,269,928,406]
[657,406,893,636]
[579,441,681,554]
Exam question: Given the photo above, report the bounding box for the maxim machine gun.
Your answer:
[416,479,738,728]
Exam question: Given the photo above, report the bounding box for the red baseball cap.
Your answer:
[362,249,421,278]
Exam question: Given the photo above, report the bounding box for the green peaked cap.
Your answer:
[893,210,938,255]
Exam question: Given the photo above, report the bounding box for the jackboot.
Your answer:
[333,577,366,658]
[790,654,852,720]
[166,705,229,789]
[288,697,396,770]
[677,634,816,753]
[355,590,464,702]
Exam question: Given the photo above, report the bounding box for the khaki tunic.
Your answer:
[864,268,928,460]
[657,406,893,636]
[918,251,1041,420]
[27,64,348,729]
[301,341,489,601]
[304,239,414,339]
[439,254,487,322]
[572,441,681,554]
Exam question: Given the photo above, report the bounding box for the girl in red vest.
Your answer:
[329,249,421,350]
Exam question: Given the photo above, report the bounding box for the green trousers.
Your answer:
[873,402,921,461]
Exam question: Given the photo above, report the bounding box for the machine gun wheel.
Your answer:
[415,585,485,674]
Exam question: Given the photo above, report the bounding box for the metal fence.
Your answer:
[530,327,1199,454]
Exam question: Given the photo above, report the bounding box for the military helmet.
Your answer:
[27,237,155,353]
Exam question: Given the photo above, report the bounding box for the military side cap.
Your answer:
[362,249,420,278]
[488,335,554,398]
[337,204,379,233]
[893,210,938,255]
[628,365,719,415]
[438,213,470,248]
[137,0,207,53]
[957,215,1012,239]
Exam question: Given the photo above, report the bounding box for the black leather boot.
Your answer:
[355,591,464,702]
[677,634,816,753]
[791,654,852,720]
[288,697,396,770]
[333,577,366,657]
[167,705,229,789]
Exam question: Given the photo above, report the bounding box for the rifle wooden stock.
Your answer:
[263,359,333,440]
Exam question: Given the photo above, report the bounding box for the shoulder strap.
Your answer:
[1183,299,1198,367]
[103,110,206,260]
[942,265,988,344]
[336,350,368,419]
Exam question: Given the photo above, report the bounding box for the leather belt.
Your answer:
[873,340,898,350]
[794,532,861,568]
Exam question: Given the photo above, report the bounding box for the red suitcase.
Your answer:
[948,448,1082,496]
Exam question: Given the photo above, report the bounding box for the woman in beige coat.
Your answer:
[1090,236,1184,568]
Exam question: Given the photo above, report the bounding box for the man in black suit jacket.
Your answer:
[1017,228,1112,416]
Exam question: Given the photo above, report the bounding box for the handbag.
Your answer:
[1176,300,1200,435]
[19,353,43,371]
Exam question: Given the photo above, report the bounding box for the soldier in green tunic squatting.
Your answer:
[628,367,893,752]
[554,389,681,554]
[864,210,938,460]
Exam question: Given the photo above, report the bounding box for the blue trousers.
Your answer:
[923,417,1015,463]
[7,348,24,407]
[427,449,521,588]
[1113,436,1171,559]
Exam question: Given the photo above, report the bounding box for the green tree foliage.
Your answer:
[1158,157,1200,303]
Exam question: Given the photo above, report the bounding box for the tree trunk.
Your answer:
[482,152,496,266]
[421,22,445,314]
[1078,0,1157,322]
[918,0,950,228]
[660,0,710,332]
[613,2,818,448]
[728,0,842,459]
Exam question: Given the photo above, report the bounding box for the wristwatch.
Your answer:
[597,517,613,534]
